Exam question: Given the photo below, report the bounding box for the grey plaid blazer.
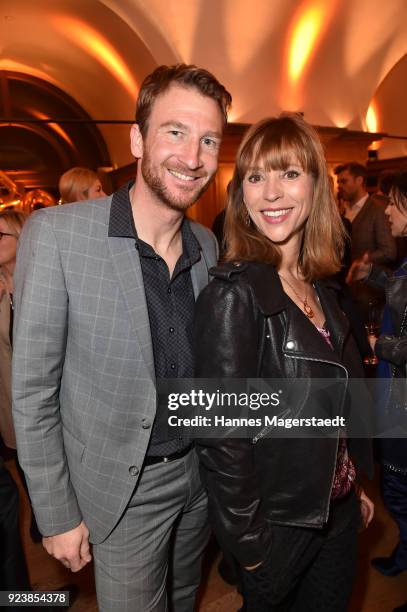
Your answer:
[12,195,218,543]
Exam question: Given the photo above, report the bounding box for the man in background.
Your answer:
[336,162,396,318]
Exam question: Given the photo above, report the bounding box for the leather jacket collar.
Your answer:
[240,262,351,364]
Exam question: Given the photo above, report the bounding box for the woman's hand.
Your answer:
[346,252,371,284]
[358,488,374,528]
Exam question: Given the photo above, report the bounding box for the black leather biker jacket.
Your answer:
[193,261,373,566]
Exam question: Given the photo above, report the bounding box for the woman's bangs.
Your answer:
[244,131,314,175]
[392,188,407,214]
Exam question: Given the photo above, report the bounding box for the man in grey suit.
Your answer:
[336,162,397,318]
[12,64,231,611]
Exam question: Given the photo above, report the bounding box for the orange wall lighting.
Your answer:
[365,102,378,133]
[52,16,138,100]
[288,2,324,83]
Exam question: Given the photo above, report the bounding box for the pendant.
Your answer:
[303,297,314,319]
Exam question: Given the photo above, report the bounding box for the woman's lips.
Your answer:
[261,208,293,224]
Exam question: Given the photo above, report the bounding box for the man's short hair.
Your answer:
[135,64,232,137]
[333,164,346,175]
[335,162,367,185]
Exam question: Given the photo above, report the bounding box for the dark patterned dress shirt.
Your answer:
[108,182,200,456]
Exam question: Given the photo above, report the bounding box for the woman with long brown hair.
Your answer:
[193,113,374,611]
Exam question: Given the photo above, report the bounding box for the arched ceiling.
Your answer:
[0,0,406,171]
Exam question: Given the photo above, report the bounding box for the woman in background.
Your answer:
[349,169,407,612]
[58,167,106,203]
[0,210,26,451]
[0,208,42,543]
[194,113,374,611]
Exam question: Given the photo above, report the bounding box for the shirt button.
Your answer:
[129,465,139,477]
[167,287,172,294]
[141,418,151,429]
[170,363,176,370]
[286,341,295,350]
[169,327,175,333]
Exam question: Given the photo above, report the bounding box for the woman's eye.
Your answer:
[247,174,262,183]
[284,169,300,179]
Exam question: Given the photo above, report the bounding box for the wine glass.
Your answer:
[363,299,381,365]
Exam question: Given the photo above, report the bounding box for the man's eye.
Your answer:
[202,137,218,148]
[169,130,182,137]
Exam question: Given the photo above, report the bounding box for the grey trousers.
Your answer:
[93,449,210,612]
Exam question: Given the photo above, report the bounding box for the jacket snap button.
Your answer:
[129,465,139,477]
[286,341,295,349]
[142,419,151,429]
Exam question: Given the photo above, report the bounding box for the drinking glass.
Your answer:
[363,300,381,365]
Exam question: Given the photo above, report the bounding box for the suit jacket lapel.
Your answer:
[107,235,155,381]
[190,254,210,299]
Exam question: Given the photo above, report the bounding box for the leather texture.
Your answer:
[193,261,373,566]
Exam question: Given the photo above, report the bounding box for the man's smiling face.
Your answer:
[132,84,224,212]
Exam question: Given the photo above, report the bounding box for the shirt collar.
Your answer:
[344,193,369,221]
[353,193,369,210]
[108,181,136,238]
[108,180,201,264]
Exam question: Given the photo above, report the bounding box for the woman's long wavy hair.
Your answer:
[224,113,345,282]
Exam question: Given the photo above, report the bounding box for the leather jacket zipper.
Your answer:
[252,353,348,524]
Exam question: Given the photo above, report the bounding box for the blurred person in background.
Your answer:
[0,209,42,544]
[58,167,106,204]
[349,169,407,612]
[0,209,31,590]
[336,162,396,320]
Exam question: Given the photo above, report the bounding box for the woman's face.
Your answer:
[86,180,106,200]
[242,157,314,247]
[385,189,407,237]
[0,217,18,269]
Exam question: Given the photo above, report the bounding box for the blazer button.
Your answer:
[129,465,139,477]
[142,418,151,429]
[286,341,295,349]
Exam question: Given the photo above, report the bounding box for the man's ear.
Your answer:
[130,124,143,159]
[356,175,364,189]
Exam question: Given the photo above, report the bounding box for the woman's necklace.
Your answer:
[279,274,315,319]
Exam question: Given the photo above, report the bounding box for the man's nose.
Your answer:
[178,138,203,170]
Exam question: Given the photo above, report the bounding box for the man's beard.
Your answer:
[140,151,213,212]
